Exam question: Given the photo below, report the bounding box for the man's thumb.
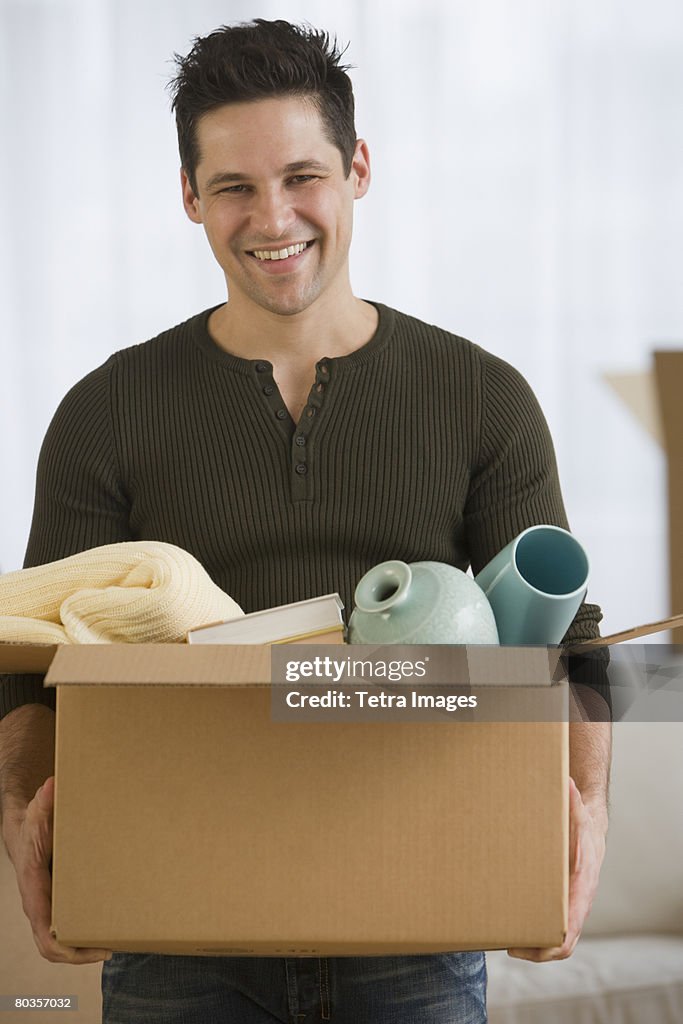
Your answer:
[35,776,55,809]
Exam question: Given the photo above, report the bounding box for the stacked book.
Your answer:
[186,593,345,645]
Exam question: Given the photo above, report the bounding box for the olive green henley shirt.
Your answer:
[1,301,604,715]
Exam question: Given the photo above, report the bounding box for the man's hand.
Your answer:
[2,776,112,964]
[507,775,608,962]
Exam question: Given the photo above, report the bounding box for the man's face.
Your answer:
[181,96,370,318]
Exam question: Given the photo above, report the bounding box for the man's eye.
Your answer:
[289,175,316,184]
[219,184,249,194]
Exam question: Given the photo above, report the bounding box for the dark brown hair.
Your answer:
[169,19,356,194]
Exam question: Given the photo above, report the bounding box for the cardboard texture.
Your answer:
[23,642,568,956]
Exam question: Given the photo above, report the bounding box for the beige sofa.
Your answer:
[487,715,683,1023]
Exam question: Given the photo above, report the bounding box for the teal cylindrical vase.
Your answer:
[348,560,499,644]
[474,525,589,644]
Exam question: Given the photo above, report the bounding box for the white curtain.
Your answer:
[1,0,681,634]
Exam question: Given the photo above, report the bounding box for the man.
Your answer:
[0,19,610,1024]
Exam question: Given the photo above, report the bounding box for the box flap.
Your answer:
[44,644,273,687]
[603,369,664,446]
[465,645,563,684]
[43,643,567,690]
[0,643,58,674]
[4,627,678,681]
[567,612,683,650]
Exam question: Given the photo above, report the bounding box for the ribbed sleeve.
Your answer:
[1,301,605,718]
[26,362,131,565]
[465,352,567,558]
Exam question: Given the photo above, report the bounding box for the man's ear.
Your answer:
[181,168,203,224]
[351,139,371,200]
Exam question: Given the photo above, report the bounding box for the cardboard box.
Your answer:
[1,642,568,955]
[3,610,679,955]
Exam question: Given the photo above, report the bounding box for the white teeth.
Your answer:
[252,242,308,261]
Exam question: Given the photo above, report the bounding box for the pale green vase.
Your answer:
[348,560,499,645]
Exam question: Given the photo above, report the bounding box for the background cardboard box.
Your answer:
[605,351,683,642]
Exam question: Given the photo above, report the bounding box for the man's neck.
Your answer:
[208,292,378,371]
[207,291,379,425]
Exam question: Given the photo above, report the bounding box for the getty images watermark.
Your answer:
[269,644,683,723]
[270,645,567,723]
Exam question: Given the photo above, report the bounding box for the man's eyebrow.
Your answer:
[282,160,332,174]
[204,171,249,190]
[204,160,332,191]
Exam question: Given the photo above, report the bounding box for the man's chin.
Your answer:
[243,286,320,318]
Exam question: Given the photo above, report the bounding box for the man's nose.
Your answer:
[252,187,296,240]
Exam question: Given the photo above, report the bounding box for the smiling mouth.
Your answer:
[248,241,314,262]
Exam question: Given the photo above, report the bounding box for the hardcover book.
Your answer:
[186,593,345,645]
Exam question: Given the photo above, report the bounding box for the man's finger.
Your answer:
[43,932,114,964]
[34,925,113,965]
[507,935,579,962]
[35,775,55,807]
[568,777,586,874]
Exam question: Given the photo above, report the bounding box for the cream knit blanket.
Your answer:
[0,541,244,644]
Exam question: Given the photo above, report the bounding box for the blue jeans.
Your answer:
[102,952,487,1023]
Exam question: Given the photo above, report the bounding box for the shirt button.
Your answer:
[315,382,325,394]
[295,463,308,475]
[306,407,316,418]
[276,409,288,420]
[295,435,306,447]
[255,362,269,373]
[320,363,329,376]
[263,385,275,395]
